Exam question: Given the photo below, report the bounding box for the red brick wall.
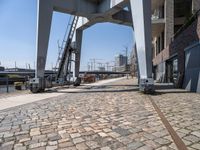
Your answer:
[153,15,200,73]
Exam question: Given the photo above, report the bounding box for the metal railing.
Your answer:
[56,16,79,79]
[0,77,28,93]
[54,16,74,72]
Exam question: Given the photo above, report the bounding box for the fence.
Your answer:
[0,77,28,93]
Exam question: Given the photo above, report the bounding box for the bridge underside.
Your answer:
[31,0,154,93]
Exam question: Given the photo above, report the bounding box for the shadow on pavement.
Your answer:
[46,88,139,94]
[152,90,190,96]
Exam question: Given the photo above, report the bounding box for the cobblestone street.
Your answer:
[0,78,199,150]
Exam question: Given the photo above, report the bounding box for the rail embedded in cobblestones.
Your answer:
[148,95,188,150]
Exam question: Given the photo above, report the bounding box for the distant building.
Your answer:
[113,54,129,72]
[98,67,105,71]
[130,46,138,77]
[115,54,127,67]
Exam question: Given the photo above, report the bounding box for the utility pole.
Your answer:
[97,62,103,71]
[105,62,109,71]
[15,61,17,70]
[90,59,96,71]
[51,62,54,71]
[123,46,129,79]
[90,61,93,71]
[33,61,35,70]
[90,58,103,71]
[124,46,128,66]
[87,62,90,71]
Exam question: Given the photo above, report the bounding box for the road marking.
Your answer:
[148,95,188,150]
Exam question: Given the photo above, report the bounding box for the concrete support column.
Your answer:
[35,0,53,78]
[165,0,174,47]
[75,29,83,78]
[30,0,53,93]
[130,0,154,93]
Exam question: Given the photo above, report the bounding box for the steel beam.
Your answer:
[130,0,154,93]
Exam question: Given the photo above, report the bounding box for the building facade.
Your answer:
[152,0,200,92]
[115,54,128,67]
[113,54,129,72]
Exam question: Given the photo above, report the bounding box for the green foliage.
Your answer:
[14,82,23,87]
[8,74,22,78]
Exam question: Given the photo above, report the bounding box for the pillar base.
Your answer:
[139,78,155,94]
[29,78,46,93]
[73,77,81,86]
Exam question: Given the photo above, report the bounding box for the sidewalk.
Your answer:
[0,77,125,111]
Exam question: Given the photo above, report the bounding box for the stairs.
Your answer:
[55,16,79,82]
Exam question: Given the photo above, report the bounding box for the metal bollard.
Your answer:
[6,76,9,93]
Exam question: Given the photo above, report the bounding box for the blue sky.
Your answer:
[0,0,134,71]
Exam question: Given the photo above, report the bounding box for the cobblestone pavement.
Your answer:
[0,78,197,150]
[152,89,200,150]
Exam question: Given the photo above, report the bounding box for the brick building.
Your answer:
[152,0,200,92]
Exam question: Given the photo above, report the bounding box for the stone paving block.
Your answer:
[29,142,46,149]
[101,146,112,150]
[30,128,41,136]
[75,142,89,150]
[14,146,26,150]
[70,133,81,139]
[98,132,108,137]
[59,141,74,148]
[58,138,70,143]
[48,140,58,145]
[137,145,153,150]
[47,133,61,141]
[191,131,200,138]
[46,145,58,150]
[19,137,31,143]
[154,138,171,145]
[3,132,14,138]
[127,141,144,149]
[32,135,47,141]
[103,128,112,133]
[144,140,160,149]
[183,135,200,143]
[113,127,131,136]
[107,132,120,138]
[72,137,85,144]
[116,136,132,145]
[86,141,100,149]
[191,143,200,150]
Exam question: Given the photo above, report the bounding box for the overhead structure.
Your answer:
[30,0,154,93]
